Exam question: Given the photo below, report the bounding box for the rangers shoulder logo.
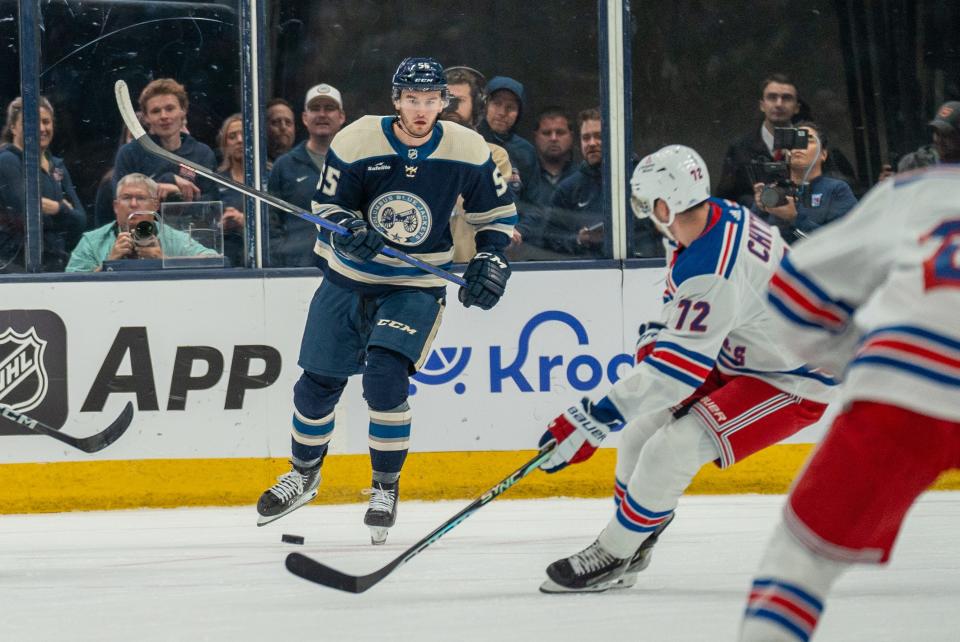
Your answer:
[0,327,48,413]
[368,191,432,246]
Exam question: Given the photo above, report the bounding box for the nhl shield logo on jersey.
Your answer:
[369,191,432,246]
[0,327,48,413]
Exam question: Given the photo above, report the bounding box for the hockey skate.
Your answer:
[611,512,676,590]
[363,480,399,545]
[256,462,321,526]
[539,539,631,594]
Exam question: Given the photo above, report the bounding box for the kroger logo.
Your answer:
[410,310,633,395]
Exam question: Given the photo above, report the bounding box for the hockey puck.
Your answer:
[281,533,305,545]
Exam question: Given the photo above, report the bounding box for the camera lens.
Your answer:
[760,185,787,209]
[132,220,157,241]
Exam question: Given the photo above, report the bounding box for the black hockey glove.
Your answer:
[332,217,385,262]
[458,251,511,310]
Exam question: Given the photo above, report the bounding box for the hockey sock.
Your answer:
[290,372,346,468]
[291,409,334,469]
[600,414,719,558]
[739,522,845,642]
[368,402,411,475]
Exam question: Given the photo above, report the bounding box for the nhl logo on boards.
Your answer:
[0,328,48,413]
[0,310,68,436]
[368,191,432,246]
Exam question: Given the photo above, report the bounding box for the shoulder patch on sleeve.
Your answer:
[329,116,395,164]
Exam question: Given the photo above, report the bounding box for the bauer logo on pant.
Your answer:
[368,191,432,246]
[0,310,68,436]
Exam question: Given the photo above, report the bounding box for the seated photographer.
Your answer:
[66,173,217,272]
[751,121,857,243]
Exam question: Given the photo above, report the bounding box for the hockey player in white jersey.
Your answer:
[739,162,960,640]
[256,57,517,543]
[536,145,836,593]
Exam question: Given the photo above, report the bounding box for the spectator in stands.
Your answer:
[113,78,217,203]
[717,73,801,206]
[441,65,517,261]
[751,121,857,242]
[533,107,577,206]
[877,101,958,182]
[543,108,605,257]
[66,173,216,272]
[929,101,960,165]
[0,96,85,272]
[267,83,345,267]
[266,98,296,163]
[478,76,541,240]
[215,113,247,266]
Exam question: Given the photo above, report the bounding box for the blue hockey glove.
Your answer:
[332,217,385,262]
[538,397,625,474]
[459,251,511,310]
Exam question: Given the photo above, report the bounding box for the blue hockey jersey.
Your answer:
[310,116,518,293]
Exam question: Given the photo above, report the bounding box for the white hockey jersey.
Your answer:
[766,165,960,422]
[608,198,836,420]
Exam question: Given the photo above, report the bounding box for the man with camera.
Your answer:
[66,173,217,272]
[751,122,857,243]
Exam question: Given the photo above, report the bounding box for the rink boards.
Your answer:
[1,268,956,512]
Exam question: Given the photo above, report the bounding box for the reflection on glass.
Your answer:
[38,0,241,272]
[627,1,958,257]
[265,1,602,264]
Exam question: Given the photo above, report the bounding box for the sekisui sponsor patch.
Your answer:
[0,310,67,436]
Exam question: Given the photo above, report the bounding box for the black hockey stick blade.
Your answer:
[112,80,467,288]
[1,401,135,453]
[285,440,557,593]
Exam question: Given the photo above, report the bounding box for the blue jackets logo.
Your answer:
[368,191,432,246]
[411,310,633,395]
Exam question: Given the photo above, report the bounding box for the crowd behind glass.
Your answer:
[0,64,952,274]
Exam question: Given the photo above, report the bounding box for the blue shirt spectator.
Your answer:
[112,78,217,202]
[0,96,85,272]
[478,76,542,239]
[751,121,857,242]
[266,83,345,267]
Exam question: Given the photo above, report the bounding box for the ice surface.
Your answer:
[2,493,958,641]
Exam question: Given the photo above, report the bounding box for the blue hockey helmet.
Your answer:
[391,57,448,103]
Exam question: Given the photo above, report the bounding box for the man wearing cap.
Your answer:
[929,100,960,162]
[878,100,960,182]
[478,75,542,245]
[267,83,346,266]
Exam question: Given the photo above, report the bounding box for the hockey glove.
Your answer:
[458,251,511,310]
[635,321,666,364]
[332,217,385,263]
[538,397,625,474]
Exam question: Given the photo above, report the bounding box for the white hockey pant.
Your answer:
[599,412,720,558]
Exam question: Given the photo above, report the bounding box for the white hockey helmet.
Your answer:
[630,145,711,230]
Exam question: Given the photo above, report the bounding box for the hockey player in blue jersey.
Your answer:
[257,57,517,544]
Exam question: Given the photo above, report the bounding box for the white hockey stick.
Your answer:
[113,80,467,287]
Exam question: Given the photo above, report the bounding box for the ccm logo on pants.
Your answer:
[377,319,417,335]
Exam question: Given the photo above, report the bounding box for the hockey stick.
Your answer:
[1,402,135,453]
[285,439,557,593]
[113,80,467,288]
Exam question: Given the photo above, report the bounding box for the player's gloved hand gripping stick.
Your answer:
[113,80,467,288]
[538,397,625,473]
